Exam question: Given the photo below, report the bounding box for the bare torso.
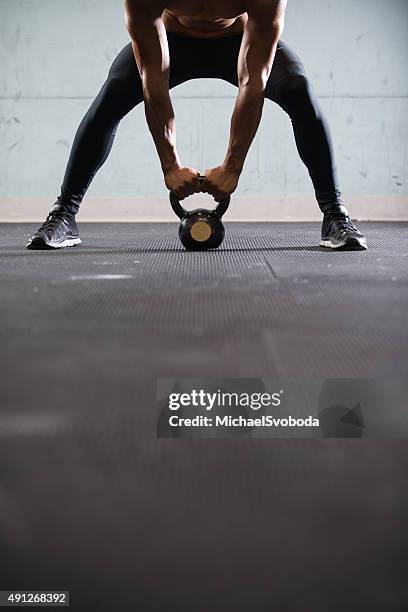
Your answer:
[162,0,248,38]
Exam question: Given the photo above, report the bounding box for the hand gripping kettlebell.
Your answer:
[169,176,230,251]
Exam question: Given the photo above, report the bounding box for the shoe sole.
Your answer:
[320,237,368,251]
[26,236,81,250]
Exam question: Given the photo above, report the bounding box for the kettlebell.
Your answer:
[169,175,230,251]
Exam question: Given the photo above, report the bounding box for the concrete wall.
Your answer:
[1,0,407,221]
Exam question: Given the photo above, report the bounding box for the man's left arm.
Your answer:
[203,0,286,201]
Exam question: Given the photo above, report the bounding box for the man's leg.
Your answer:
[57,44,144,216]
[265,42,342,214]
[264,41,367,249]
[27,43,143,248]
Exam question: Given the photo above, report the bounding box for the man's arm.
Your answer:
[125,0,201,198]
[225,0,286,171]
[203,0,286,200]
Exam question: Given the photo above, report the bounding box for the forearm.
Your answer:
[126,20,179,174]
[224,85,265,173]
[143,85,181,173]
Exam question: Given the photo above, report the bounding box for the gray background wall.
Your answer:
[1,0,407,221]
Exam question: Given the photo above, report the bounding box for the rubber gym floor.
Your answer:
[1,221,407,611]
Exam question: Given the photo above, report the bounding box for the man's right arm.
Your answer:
[125,0,201,198]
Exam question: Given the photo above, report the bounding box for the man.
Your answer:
[27,0,367,251]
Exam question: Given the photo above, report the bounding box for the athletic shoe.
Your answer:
[320,212,367,251]
[26,207,81,250]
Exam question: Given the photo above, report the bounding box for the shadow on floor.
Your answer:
[0,244,325,256]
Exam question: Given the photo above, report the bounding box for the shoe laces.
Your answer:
[37,211,68,232]
[327,213,357,233]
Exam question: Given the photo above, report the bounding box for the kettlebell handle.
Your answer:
[169,175,230,219]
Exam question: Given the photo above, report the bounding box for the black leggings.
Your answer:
[57,32,342,215]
